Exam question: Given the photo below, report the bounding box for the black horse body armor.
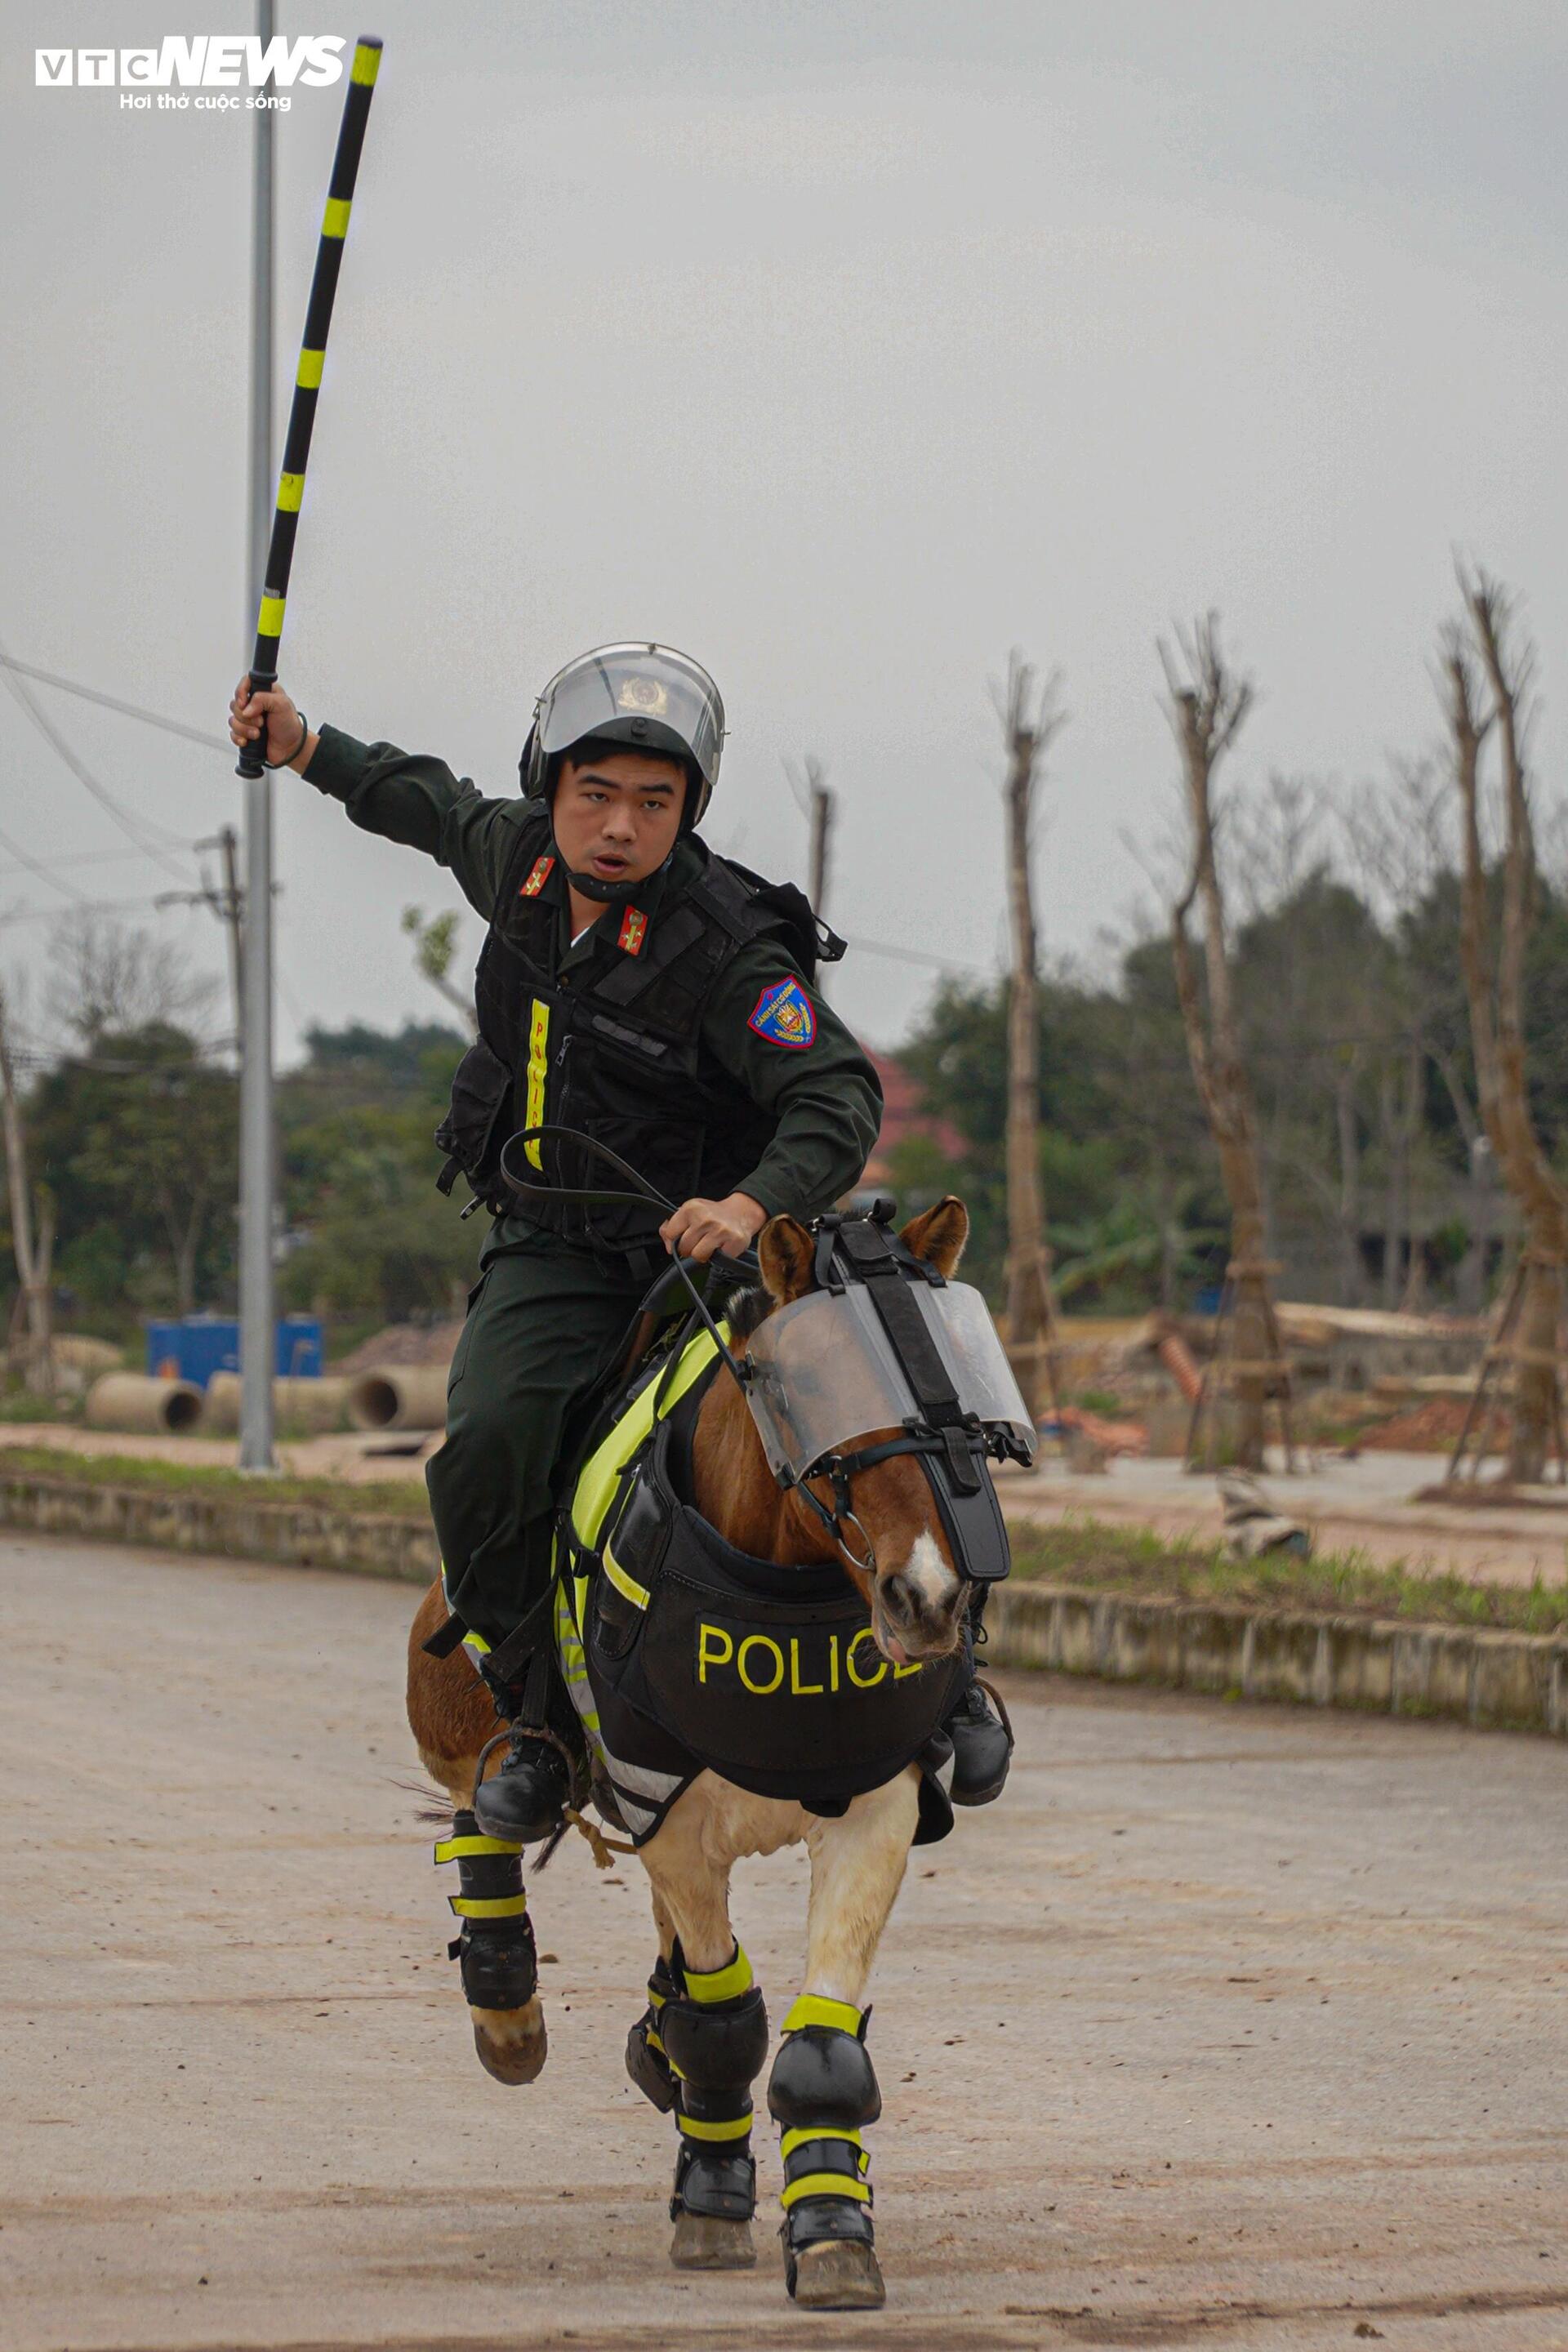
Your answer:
[553,1339,960,1847]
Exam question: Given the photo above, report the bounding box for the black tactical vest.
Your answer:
[436,809,818,1265]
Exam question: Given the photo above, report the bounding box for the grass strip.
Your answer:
[0,1445,430,1522]
[5,1447,1565,1639]
[1007,1514,1568,1638]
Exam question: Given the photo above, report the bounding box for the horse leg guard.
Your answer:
[626,1952,679,2114]
[766,1995,884,2310]
[434,1811,545,2086]
[657,1943,768,2269]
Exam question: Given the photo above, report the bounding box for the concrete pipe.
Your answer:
[347,1365,451,1432]
[84,1373,206,1435]
[204,1374,350,1436]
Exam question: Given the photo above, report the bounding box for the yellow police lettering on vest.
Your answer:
[697,1623,733,1683]
[845,1627,887,1688]
[737,1635,785,1695]
[691,1615,927,1699]
[789,1637,824,1696]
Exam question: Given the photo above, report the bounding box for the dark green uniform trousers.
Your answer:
[426,1223,648,1655]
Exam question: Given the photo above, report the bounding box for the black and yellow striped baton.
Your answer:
[236,33,383,779]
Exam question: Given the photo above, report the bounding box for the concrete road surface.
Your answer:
[2,1534,1566,2352]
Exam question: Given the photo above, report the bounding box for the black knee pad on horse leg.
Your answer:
[625,1953,679,2114]
[768,1998,880,2288]
[658,1944,769,2224]
[767,2002,881,2130]
[434,1811,537,2011]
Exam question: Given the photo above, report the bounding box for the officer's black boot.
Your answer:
[471,1646,578,1843]
[473,1723,572,1843]
[946,1676,1013,1807]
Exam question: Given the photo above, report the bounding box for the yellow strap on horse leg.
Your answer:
[780,2172,871,2209]
[682,1943,754,2004]
[677,2109,754,2142]
[433,1833,522,1864]
[781,1993,862,2035]
[779,2126,865,2161]
[448,1892,528,1920]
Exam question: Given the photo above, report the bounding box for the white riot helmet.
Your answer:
[519,642,725,824]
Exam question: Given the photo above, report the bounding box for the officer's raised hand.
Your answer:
[228,675,317,773]
[661,1191,768,1265]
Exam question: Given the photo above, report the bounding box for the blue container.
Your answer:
[274,1316,323,1379]
[145,1316,323,1387]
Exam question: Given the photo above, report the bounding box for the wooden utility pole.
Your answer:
[0,982,56,1396]
[218,824,244,1055]
[996,650,1065,1423]
[1160,616,1292,1472]
[805,755,834,928]
[1443,566,1567,1486]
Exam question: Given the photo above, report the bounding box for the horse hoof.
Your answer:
[470,2001,548,2086]
[788,2237,885,2310]
[670,2211,756,2270]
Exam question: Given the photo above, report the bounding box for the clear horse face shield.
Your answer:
[743,1281,1036,1489]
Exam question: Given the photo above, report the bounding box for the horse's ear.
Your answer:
[758,1214,816,1305]
[898,1196,969,1278]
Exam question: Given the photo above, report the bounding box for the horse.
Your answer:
[406,1195,986,2311]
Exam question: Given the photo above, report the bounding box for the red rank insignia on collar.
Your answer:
[519,854,555,898]
[617,906,648,956]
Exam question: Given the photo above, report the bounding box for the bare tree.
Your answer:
[1160,615,1282,1468]
[1443,566,1567,1481]
[0,982,55,1396]
[44,916,219,1049]
[400,906,478,1036]
[1339,754,1485,1310]
[994,650,1066,1419]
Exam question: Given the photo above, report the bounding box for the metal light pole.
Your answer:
[239,0,277,1471]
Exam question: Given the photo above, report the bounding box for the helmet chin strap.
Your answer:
[555,842,675,907]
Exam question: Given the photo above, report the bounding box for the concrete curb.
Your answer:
[3,1469,1563,1737]
[983,1580,1568,1737]
[0,1470,437,1587]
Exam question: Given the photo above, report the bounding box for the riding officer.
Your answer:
[229,644,1013,1836]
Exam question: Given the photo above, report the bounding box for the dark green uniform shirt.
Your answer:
[302,724,883,1232]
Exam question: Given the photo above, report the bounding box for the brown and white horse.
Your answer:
[406,1197,973,2310]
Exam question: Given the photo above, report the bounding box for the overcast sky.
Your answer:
[4,1,1566,1060]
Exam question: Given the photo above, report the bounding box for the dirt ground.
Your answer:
[2,1533,1566,2350]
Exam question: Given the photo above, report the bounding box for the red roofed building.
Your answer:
[859,1051,969,1191]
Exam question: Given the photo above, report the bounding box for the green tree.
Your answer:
[31,1024,238,1317]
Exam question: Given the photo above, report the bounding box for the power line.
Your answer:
[0,630,196,880]
[0,653,229,755]
[0,890,197,931]
[0,844,176,884]
[0,822,91,904]
[840,932,989,978]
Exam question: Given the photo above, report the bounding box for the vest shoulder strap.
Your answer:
[587,849,763,1028]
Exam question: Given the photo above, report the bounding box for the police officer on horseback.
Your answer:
[229,644,1012,1838]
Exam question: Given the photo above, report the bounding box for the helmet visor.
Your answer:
[743,1281,1036,1484]
[536,644,724,787]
